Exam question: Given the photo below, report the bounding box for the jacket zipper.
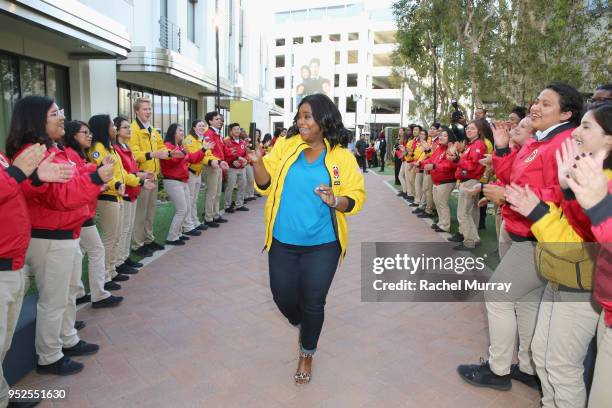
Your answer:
[324,148,343,256]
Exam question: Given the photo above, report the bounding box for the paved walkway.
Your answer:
[18,172,540,407]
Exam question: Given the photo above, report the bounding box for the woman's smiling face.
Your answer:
[297,103,323,144]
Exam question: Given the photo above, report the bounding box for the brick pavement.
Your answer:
[16,172,540,407]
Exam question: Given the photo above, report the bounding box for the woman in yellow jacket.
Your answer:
[249,94,366,385]
[88,115,141,287]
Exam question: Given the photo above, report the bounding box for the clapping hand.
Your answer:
[565,150,608,210]
[555,138,580,190]
[12,143,47,177]
[37,153,74,183]
[505,183,540,217]
[492,120,511,149]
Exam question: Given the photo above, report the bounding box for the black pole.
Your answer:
[433,45,437,123]
[215,25,220,112]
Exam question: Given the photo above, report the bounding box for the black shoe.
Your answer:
[225,207,235,213]
[235,206,249,211]
[76,294,90,305]
[112,274,129,282]
[74,321,86,331]
[412,208,423,214]
[417,212,432,218]
[409,203,419,207]
[396,192,405,197]
[214,217,228,223]
[166,239,186,246]
[457,360,511,391]
[196,223,208,231]
[92,295,123,309]
[179,235,190,241]
[116,263,138,275]
[184,229,202,236]
[510,364,541,390]
[433,226,448,233]
[453,243,475,251]
[134,245,153,258]
[125,258,143,268]
[146,242,165,252]
[62,340,100,357]
[204,221,220,228]
[104,281,121,291]
[36,356,83,376]
[431,224,439,229]
[8,398,42,407]
[447,233,464,242]
[244,197,255,202]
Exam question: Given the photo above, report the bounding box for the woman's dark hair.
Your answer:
[543,82,584,126]
[431,122,441,129]
[164,123,181,144]
[412,125,423,135]
[511,106,527,119]
[469,118,493,144]
[204,111,220,126]
[262,133,272,144]
[63,121,90,154]
[89,114,113,150]
[5,95,55,158]
[588,102,612,169]
[439,125,457,143]
[273,128,282,137]
[113,116,129,134]
[189,119,205,136]
[288,93,347,149]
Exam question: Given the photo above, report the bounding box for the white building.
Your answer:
[0,0,277,149]
[269,0,410,138]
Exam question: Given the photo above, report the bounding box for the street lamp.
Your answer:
[352,93,363,138]
[213,4,222,111]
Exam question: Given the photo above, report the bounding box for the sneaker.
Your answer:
[510,364,541,390]
[196,223,208,231]
[225,207,235,213]
[76,294,90,305]
[166,239,186,246]
[204,221,220,228]
[412,208,423,214]
[184,229,202,237]
[457,360,511,391]
[179,236,190,241]
[74,321,86,331]
[104,281,121,291]
[62,340,100,357]
[214,217,228,223]
[111,274,129,282]
[36,356,83,376]
[235,206,249,211]
[146,242,165,252]
[116,263,138,275]
[244,197,255,202]
[396,192,405,197]
[433,226,448,233]
[125,258,143,268]
[92,295,123,309]
[134,245,153,258]
[431,224,439,229]
[409,203,420,207]
[447,233,464,242]
[417,212,432,218]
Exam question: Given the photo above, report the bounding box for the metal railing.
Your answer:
[159,16,181,53]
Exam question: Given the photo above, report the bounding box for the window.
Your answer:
[276,38,285,46]
[348,32,359,41]
[334,74,340,87]
[348,50,358,64]
[310,35,322,43]
[329,33,341,42]
[275,55,285,68]
[334,97,339,106]
[335,51,341,64]
[275,77,285,89]
[347,74,358,87]
[293,37,303,44]
[187,0,196,42]
[274,98,284,108]
[346,97,356,113]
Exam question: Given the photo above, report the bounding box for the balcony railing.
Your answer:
[159,16,181,53]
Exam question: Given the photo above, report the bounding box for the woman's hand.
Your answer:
[555,138,579,190]
[483,184,506,206]
[505,183,540,217]
[566,150,608,210]
[492,120,511,149]
[220,161,229,171]
[170,150,185,158]
[36,153,75,183]
[247,146,265,163]
[479,154,492,167]
[466,183,482,197]
[423,163,434,171]
[12,143,46,177]
[143,179,156,190]
[314,184,336,207]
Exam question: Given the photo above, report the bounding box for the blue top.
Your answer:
[273,150,336,246]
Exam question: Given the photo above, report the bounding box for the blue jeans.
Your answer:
[268,239,341,353]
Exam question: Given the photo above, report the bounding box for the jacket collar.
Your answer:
[536,122,573,142]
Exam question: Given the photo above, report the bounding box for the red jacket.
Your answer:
[115,143,142,201]
[223,137,248,168]
[203,128,225,161]
[492,124,573,238]
[64,147,99,221]
[160,142,205,183]
[16,144,104,239]
[455,138,486,181]
[587,189,612,326]
[426,144,457,185]
[0,152,30,270]
[366,146,375,161]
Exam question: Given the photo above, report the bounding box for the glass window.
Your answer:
[161,95,170,134]
[275,55,285,68]
[347,74,358,87]
[178,97,186,130]
[345,4,364,17]
[275,77,285,89]
[333,97,339,107]
[346,97,356,113]
[310,35,322,43]
[274,98,284,108]
[19,59,45,96]
[153,93,163,131]
[118,87,131,120]
[0,54,19,146]
[170,95,178,125]
[290,9,307,21]
[348,32,359,41]
[335,51,341,65]
[327,5,345,18]
[329,33,341,42]
[46,65,69,117]
[334,74,339,87]
[293,37,303,44]
[187,0,195,42]
[348,50,358,64]
[275,11,290,24]
[275,38,285,46]
[308,7,325,20]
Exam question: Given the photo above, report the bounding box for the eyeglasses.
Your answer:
[77,130,91,136]
[587,96,612,103]
[49,108,65,118]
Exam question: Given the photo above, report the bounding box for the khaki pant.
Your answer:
[117,199,137,265]
[419,172,434,213]
[164,179,191,241]
[0,270,25,407]
[97,200,122,281]
[406,164,417,197]
[203,166,222,222]
[432,183,454,231]
[484,236,545,376]
[414,171,424,205]
[132,183,158,249]
[245,164,255,198]
[185,172,202,231]
[398,162,408,193]
[225,167,246,209]
[26,238,82,365]
[532,283,600,408]
[589,312,612,408]
[457,179,481,247]
[79,225,110,302]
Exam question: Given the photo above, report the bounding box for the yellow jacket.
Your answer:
[128,120,166,174]
[255,135,366,259]
[413,138,433,164]
[184,133,207,175]
[88,142,140,200]
[480,138,494,183]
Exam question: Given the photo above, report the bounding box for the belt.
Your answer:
[437,179,456,185]
[98,195,120,202]
[0,258,13,271]
[82,218,95,227]
[509,232,537,242]
[189,168,198,175]
[31,228,74,240]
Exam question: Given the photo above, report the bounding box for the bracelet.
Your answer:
[330,196,339,208]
